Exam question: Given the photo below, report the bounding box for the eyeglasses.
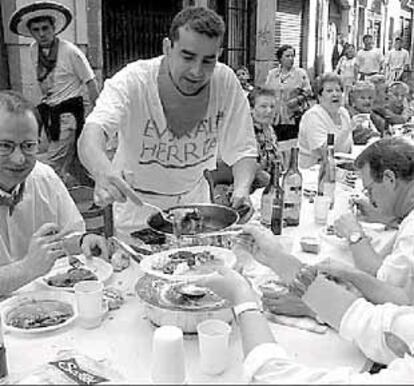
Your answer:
[0,140,39,156]
[362,179,376,197]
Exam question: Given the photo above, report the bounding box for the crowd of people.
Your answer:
[1,1,414,383]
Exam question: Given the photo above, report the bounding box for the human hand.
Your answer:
[230,189,254,224]
[23,223,67,279]
[80,234,109,260]
[350,194,386,223]
[196,267,256,306]
[316,257,355,281]
[93,169,138,207]
[237,224,302,281]
[261,288,317,318]
[333,211,363,239]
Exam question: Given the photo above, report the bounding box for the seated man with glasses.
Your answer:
[318,137,414,305]
[0,90,107,296]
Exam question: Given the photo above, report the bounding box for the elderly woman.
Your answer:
[265,44,311,142]
[249,87,280,186]
[298,72,353,168]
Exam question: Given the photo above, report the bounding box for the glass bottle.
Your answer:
[0,315,8,381]
[260,160,284,234]
[317,133,336,208]
[282,147,302,226]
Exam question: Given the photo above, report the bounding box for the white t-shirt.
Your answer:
[298,104,353,168]
[376,209,414,303]
[356,49,384,74]
[0,162,84,264]
[386,48,410,70]
[30,39,95,106]
[85,56,257,226]
[244,298,414,383]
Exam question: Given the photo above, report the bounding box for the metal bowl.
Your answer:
[147,203,239,235]
[135,275,233,333]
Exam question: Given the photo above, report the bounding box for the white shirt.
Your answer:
[244,298,414,384]
[386,49,410,70]
[30,39,95,106]
[298,105,353,168]
[85,56,257,229]
[356,49,384,74]
[376,209,414,303]
[0,162,84,265]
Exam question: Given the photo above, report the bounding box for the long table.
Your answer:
[1,175,374,384]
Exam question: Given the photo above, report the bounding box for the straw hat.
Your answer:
[9,1,72,37]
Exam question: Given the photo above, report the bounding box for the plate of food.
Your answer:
[139,246,236,281]
[37,255,113,291]
[1,291,77,334]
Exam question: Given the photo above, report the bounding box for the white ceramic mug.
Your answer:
[74,280,106,329]
[197,319,231,375]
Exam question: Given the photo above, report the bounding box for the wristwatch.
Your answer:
[348,231,366,245]
[232,301,261,320]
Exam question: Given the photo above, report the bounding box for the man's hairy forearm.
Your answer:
[350,239,383,276]
[342,269,411,305]
[232,157,257,192]
[77,123,112,178]
[0,260,34,296]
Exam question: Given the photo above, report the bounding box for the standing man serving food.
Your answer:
[9,1,99,185]
[77,7,258,232]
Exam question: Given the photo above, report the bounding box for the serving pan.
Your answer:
[147,203,239,235]
[135,275,232,333]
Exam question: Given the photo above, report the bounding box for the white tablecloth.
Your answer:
[2,259,368,384]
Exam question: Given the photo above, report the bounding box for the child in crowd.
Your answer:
[335,43,357,105]
[369,74,392,136]
[384,81,411,126]
[347,81,380,144]
[235,65,254,97]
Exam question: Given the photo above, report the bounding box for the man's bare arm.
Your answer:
[341,268,411,305]
[86,78,99,109]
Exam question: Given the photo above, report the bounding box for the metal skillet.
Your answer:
[146,203,240,236]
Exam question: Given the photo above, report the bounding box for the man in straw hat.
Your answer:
[9,1,99,186]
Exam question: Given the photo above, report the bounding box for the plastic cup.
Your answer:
[74,280,105,329]
[314,196,331,225]
[151,325,186,384]
[197,319,231,375]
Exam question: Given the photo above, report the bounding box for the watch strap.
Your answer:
[233,301,261,319]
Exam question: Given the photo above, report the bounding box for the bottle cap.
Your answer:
[327,133,335,146]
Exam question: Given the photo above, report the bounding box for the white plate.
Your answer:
[1,290,77,334]
[37,255,113,291]
[140,246,236,281]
